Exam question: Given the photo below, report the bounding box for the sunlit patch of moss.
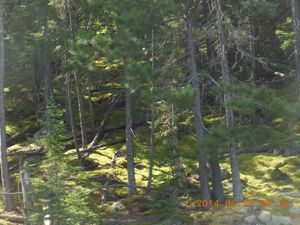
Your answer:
[0,219,16,225]
[221,153,300,205]
[203,115,224,125]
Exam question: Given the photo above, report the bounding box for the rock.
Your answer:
[270,168,290,181]
[244,215,256,224]
[288,206,300,214]
[283,149,297,156]
[239,207,250,214]
[258,210,272,223]
[269,216,291,225]
[273,149,280,156]
[253,203,262,211]
[110,201,126,213]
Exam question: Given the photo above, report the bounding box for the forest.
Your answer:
[0,0,300,224]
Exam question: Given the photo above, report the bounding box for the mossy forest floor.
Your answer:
[1,138,300,225]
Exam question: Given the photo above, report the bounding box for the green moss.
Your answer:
[221,153,300,205]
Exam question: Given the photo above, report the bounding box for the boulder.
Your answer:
[244,215,257,224]
[239,207,250,214]
[110,201,126,213]
[270,168,290,181]
[268,216,291,225]
[273,149,280,156]
[288,206,300,214]
[253,203,262,211]
[258,210,272,224]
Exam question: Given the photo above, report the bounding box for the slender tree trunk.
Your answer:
[62,40,82,163]
[74,70,87,149]
[64,89,71,128]
[148,29,155,190]
[292,0,300,81]
[43,1,51,111]
[209,149,225,202]
[249,22,257,80]
[216,0,243,202]
[202,0,225,203]
[32,56,40,120]
[124,59,137,196]
[0,0,14,211]
[20,162,31,225]
[66,0,87,149]
[186,0,211,204]
[88,80,96,133]
[66,73,83,162]
[202,0,217,80]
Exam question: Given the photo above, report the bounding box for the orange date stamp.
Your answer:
[196,198,289,208]
[196,200,236,208]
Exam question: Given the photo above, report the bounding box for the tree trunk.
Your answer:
[186,0,211,204]
[62,41,82,164]
[20,162,31,225]
[88,80,96,133]
[66,73,83,162]
[202,0,225,203]
[43,1,51,111]
[0,0,14,211]
[216,0,243,202]
[124,59,137,196]
[66,0,87,150]
[202,0,218,80]
[209,150,225,202]
[32,56,40,120]
[292,0,300,81]
[74,70,88,149]
[249,22,257,80]
[147,29,155,190]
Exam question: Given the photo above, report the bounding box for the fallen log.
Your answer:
[7,125,39,147]
[7,139,125,157]
[0,213,24,224]
[7,146,44,157]
[82,139,126,156]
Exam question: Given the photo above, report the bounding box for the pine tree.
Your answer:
[0,0,14,211]
[31,99,95,224]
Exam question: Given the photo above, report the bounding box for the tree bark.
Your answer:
[202,0,218,80]
[216,0,243,202]
[43,0,51,111]
[186,0,211,204]
[66,73,83,162]
[147,29,155,190]
[292,0,300,82]
[0,0,14,211]
[209,149,225,202]
[249,22,257,80]
[66,0,88,150]
[74,70,88,149]
[20,162,31,225]
[124,59,137,196]
[202,0,225,203]
[62,40,82,164]
[88,80,96,133]
[32,56,40,120]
